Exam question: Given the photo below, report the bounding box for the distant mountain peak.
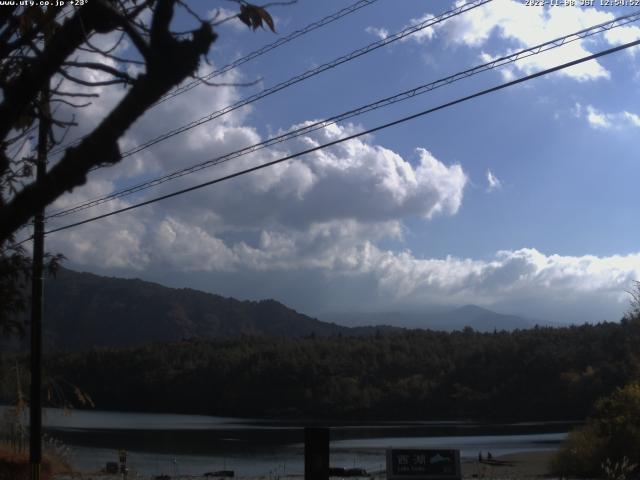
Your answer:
[322,304,552,332]
[452,304,492,314]
[3,268,554,353]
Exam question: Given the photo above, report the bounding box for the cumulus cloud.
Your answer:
[363,247,640,304]
[40,14,640,327]
[45,74,638,323]
[365,26,389,40]
[486,169,501,192]
[604,23,640,56]
[52,212,640,323]
[48,123,468,267]
[574,103,640,130]
[377,0,634,82]
[360,247,639,323]
[586,105,612,129]
[46,50,470,276]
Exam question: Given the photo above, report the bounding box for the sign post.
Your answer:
[304,427,329,480]
[386,449,461,480]
[119,449,127,479]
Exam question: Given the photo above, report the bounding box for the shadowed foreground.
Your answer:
[48,451,556,480]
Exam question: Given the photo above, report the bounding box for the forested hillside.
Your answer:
[3,319,639,421]
[5,268,542,352]
[37,268,351,350]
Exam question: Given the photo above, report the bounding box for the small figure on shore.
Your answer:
[487,452,493,461]
[478,452,483,462]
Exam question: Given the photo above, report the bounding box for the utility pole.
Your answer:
[30,84,49,480]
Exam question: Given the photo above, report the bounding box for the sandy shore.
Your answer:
[461,450,555,478]
[52,450,557,480]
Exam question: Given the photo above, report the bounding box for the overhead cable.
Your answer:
[50,0,493,161]
[47,9,640,219]
[157,0,382,105]
[42,36,640,236]
[48,0,382,157]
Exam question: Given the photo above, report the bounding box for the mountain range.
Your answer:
[323,305,552,331]
[9,267,553,351]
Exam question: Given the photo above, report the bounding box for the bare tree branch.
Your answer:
[58,68,130,87]
[0,0,217,242]
[50,99,92,109]
[0,1,120,142]
[62,61,136,84]
[50,90,100,98]
[77,45,146,65]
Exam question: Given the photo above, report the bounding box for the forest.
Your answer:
[3,317,640,421]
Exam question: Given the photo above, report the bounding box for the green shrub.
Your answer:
[551,424,605,477]
[551,382,640,478]
[592,383,640,463]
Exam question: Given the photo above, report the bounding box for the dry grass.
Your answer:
[0,443,73,480]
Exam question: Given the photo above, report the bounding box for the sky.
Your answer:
[35,0,640,325]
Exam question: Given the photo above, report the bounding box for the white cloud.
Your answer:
[51,210,640,322]
[110,117,467,231]
[623,111,640,127]
[486,169,501,192]
[40,14,640,326]
[47,68,469,274]
[46,75,638,322]
[604,24,640,55]
[362,247,640,304]
[366,247,639,323]
[586,105,612,129]
[48,122,468,267]
[388,0,627,82]
[571,102,583,118]
[575,103,640,130]
[365,26,389,40]
[400,14,436,43]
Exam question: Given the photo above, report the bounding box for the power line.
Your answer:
[51,0,492,162]
[48,0,381,157]
[118,0,492,159]
[47,9,640,220]
[157,0,382,105]
[42,36,640,237]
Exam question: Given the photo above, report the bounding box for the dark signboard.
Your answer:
[119,449,128,476]
[386,449,460,480]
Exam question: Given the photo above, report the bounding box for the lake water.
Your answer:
[1,407,571,477]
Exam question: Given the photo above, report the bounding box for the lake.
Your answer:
[1,407,572,476]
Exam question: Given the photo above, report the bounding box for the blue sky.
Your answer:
[41,0,640,325]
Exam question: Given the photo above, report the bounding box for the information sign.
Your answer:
[386,449,460,480]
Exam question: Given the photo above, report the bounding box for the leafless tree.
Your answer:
[627,280,640,321]
[0,0,276,332]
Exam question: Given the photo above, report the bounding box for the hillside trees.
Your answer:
[550,288,640,478]
[552,383,640,478]
[2,320,638,420]
[0,0,275,333]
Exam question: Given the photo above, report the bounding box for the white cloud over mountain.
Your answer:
[38,15,640,326]
[46,56,469,282]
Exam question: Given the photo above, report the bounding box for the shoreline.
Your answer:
[52,450,557,479]
[461,450,555,478]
